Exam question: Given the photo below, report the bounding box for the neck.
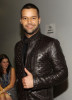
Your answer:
[3,69,7,74]
[25,32,36,38]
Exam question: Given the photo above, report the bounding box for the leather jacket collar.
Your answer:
[22,30,41,44]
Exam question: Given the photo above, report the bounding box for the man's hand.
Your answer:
[22,68,33,89]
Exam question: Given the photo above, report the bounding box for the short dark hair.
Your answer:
[21,3,40,18]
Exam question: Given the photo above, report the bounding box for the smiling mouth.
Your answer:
[26,25,34,29]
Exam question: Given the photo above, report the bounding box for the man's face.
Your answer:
[20,8,40,35]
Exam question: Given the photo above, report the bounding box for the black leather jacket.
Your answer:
[15,31,68,100]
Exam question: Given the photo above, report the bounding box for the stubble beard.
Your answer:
[23,24,40,35]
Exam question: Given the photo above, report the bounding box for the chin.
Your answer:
[25,30,35,35]
[24,26,39,35]
[4,66,8,69]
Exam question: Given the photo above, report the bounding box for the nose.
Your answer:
[27,18,32,24]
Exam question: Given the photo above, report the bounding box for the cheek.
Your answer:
[1,63,5,68]
[22,22,27,27]
[6,63,9,67]
[32,20,39,25]
[22,20,27,25]
[2,63,9,67]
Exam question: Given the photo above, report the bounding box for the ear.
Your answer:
[39,17,41,24]
[20,19,22,24]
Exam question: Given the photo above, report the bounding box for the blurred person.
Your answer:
[0,54,17,100]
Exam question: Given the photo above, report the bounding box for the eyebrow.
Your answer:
[22,16,37,17]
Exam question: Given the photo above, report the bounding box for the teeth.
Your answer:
[27,26,33,28]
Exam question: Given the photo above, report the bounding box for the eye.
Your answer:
[32,17,36,20]
[22,17,27,20]
[24,18,27,20]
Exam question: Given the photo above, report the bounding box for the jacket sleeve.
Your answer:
[32,40,68,91]
[14,43,22,81]
[14,43,19,80]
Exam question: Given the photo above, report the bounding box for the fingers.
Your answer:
[24,68,31,75]
[22,77,28,88]
[22,78,26,88]
[22,68,33,89]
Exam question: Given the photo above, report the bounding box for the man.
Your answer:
[15,3,68,100]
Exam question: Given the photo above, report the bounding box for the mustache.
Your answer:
[26,24,36,26]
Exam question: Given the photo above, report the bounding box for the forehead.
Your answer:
[1,58,8,62]
[21,8,38,17]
